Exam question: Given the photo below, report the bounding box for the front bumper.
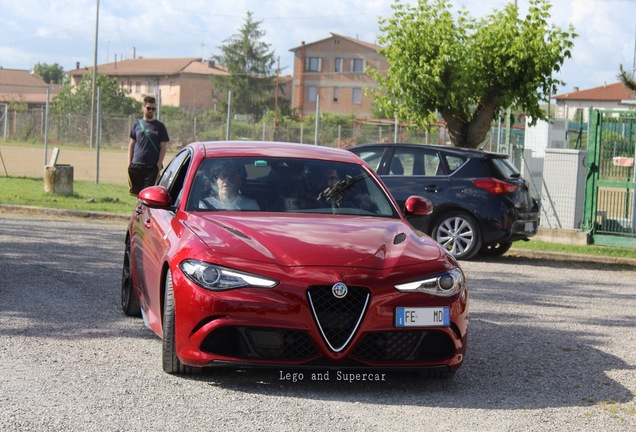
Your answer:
[170,266,468,371]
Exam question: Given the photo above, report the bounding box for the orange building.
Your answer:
[290,33,388,118]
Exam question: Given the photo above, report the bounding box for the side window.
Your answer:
[157,149,191,204]
[353,149,384,172]
[444,155,466,174]
[390,152,409,175]
[423,154,441,176]
[393,148,441,176]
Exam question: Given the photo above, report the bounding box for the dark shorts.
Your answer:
[128,163,159,196]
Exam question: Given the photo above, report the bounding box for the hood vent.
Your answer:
[393,233,407,244]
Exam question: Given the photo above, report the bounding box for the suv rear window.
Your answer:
[489,157,521,179]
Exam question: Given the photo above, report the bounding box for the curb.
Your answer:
[506,248,636,267]
[0,204,130,222]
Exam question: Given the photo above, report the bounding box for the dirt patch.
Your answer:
[0,145,133,185]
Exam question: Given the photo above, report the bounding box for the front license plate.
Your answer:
[525,222,537,233]
[395,307,450,327]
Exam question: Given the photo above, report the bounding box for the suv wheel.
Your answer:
[432,211,482,260]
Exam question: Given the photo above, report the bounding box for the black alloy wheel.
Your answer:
[121,239,141,316]
[162,270,198,374]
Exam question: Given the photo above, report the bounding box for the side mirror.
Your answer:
[404,196,434,216]
[138,186,172,208]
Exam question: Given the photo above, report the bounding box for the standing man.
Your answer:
[127,96,169,196]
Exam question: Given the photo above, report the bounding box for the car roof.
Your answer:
[186,141,363,163]
[348,142,506,159]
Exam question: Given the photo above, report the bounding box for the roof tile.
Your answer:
[554,82,635,101]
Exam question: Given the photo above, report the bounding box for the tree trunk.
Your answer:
[442,92,501,149]
[442,113,469,148]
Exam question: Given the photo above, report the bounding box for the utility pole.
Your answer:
[89,0,100,149]
[632,23,635,75]
[504,0,518,156]
[274,56,280,140]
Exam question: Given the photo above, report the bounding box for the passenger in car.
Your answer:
[315,167,378,214]
[323,168,341,190]
[200,160,260,210]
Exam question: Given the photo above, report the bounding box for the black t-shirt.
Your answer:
[130,119,170,165]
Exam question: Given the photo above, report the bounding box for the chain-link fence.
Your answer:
[2,108,527,152]
[5,105,604,237]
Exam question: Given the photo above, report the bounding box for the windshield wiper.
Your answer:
[317,174,366,208]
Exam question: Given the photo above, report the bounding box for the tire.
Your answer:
[121,239,141,317]
[162,270,197,374]
[479,242,513,256]
[431,211,482,260]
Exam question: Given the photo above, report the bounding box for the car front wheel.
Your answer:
[162,270,198,374]
[432,211,482,260]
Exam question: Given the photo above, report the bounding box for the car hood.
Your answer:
[183,213,443,269]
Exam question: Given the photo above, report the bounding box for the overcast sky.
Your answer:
[1,0,634,95]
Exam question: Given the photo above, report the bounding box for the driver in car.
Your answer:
[201,160,260,211]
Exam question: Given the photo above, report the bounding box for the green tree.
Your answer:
[33,62,65,84]
[370,0,576,148]
[211,11,277,120]
[618,65,636,92]
[52,74,139,115]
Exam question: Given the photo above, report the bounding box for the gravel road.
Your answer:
[1,213,634,431]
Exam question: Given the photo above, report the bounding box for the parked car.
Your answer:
[121,141,468,376]
[348,143,540,260]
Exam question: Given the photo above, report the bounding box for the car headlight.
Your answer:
[394,268,464,297]
[179,259,279,291]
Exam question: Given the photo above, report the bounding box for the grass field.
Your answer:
[2,175,636,260]
[0,176,136,214]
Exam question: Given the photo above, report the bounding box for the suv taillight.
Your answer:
[472,178,517,195]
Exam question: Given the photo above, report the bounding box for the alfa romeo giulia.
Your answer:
[121,141,468,376]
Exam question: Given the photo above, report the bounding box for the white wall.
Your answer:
[524,118,567,157]
[540,149,588,230]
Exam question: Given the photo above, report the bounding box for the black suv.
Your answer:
[348,143,540,260]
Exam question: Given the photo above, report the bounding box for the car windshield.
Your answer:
[185,157,398,217]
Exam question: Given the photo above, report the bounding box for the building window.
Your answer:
[334,58,343,73]
[147,80,158,95]
[305,57,322,72]
[574,108,584,122]
[352,88,362,104]
[135,82,141,94]
[333,88,339,102]
[351,58,364,73]
[307,86,317,102]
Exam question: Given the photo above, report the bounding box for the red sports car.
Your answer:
[121,141,468,376]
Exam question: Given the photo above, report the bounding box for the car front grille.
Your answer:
[352,331,455,362]
[307,285,370,352]
[200,326,318,361]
